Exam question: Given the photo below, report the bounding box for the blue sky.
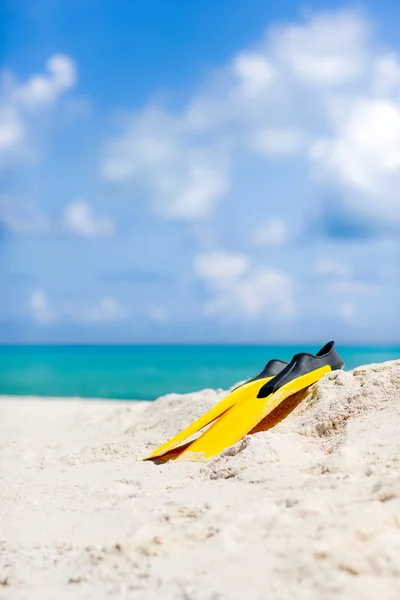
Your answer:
[1,0,399,343]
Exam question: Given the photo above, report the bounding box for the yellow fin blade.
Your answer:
[144,376,274,460]
[177,365,331,462]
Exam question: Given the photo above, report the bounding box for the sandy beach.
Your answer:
[1,360,400,599]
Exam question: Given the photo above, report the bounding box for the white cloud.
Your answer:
[1,197,115,238]
[311,99,400,224]
[269,10,368,86]
[232,52,275,93]
[253,218,286,246]
[29,293,126,324]
[101,10,400,231]
[29,290,58,323]
[315,259,351,280]
[0,197,52,235]
[195,250,294,318]
[315,258,378,295]
[63,200,115,238]
[11,54,76,110]
[148,307,168,323]
[214,269,294,317]
[329,280,378,295]
[195,250,248,280]
[371,54,400,96]
[339,301,356,321]
[102,107,230,221]
[0,54,77,166]
[250,128,306,157]
[165,165,229,220]
[0,107,24,154]
[78,297,125,322]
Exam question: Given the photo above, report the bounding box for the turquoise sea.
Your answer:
[0,345,399,401]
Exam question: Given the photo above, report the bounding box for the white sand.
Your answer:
[1,360,400,599]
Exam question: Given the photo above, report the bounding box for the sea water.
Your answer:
[0,345,399,401]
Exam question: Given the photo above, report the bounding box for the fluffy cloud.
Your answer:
[195,250,248,280]
[269,10,368,86]
[232,52,275,92]
[29,291,126,324]
[101,10,400,232]
[29,290,58,323]
[311,99,400,224]
[250,128,306,157]
[1,197,115,238]
[63,200,115,238]
[315,258,378,295]
[0,196,52,235]
[10,55,76,110]
[0,54,77,166]
[147,307,169,323]
[71,297,126,323]
[102,107,230,220]
[338,301,356,321]
[253,219,286,246]
[195,250,294,318]
[315,259,351,280]
[0,107,24,155]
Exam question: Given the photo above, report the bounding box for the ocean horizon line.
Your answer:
[2,341,400,348]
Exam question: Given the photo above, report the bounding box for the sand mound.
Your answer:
[143,359,400,461]
[191,360,400,482]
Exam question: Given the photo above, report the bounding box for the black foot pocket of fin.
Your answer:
[257,341,344,399]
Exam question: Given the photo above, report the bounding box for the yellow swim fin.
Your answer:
[177,342,344,462]
[144,359,287,460]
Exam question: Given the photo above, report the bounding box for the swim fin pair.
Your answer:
[146,342,344,463]
[145,357,287,460]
